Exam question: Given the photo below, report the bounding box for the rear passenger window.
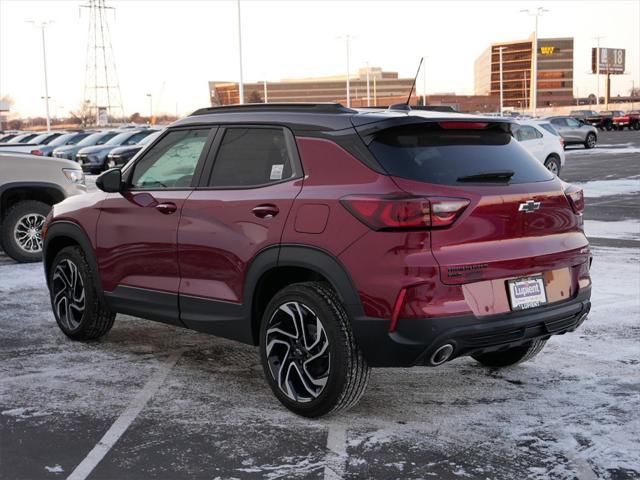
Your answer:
[208,128,296,187]
[516,126,542,141]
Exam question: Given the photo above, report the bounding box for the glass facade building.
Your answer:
[474,36,574,108]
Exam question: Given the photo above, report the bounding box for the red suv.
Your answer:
[42,104,592,417]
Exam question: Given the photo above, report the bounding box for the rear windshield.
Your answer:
[539,123,559,136]
[367,123,554,185]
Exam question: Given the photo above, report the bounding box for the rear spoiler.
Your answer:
[353,116,514,145]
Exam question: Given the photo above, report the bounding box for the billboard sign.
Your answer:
[591,48,625,74]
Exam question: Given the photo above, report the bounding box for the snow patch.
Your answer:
[567,146,640,156]
[1,407,48,419]
[584,219,640,240]
[44,465,64,473]
[0,262,46,292]
[575,178,640,198]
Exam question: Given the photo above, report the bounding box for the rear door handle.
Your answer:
[156,202,177,215]
[252,204,279,219]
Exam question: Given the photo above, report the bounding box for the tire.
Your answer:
[1,200,50,263]
[49,246,115,340]
[472,339,547,368]
[584,133,596,149]
[259,281,370,418]
[544,155,561,176]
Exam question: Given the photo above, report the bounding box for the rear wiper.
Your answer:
[457,170,515,182]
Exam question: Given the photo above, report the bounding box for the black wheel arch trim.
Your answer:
[0,181,67,214]
[43,220,103,295]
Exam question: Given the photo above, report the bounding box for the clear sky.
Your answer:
[1,0,638,118]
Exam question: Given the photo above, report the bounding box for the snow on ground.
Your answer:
[566,144,640,156]
[584,219,640,240]
[575,178,640,198]
[0,243,638,479]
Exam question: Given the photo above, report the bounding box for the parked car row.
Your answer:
[569,109,640,131]
[0,125,160,173]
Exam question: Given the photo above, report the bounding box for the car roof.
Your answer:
[173,103,512,133]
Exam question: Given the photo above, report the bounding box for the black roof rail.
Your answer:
[190,103,356,116]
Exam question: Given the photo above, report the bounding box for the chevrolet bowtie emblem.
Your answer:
[518,200,541,213]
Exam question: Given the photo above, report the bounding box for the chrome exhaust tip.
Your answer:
[429,343,454,366]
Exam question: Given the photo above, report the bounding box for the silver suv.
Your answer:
[542,116,599,149]
[0,152,86,262]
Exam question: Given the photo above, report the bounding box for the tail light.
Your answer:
[31,149,43,155]
[564,184,585,214]
[340,194,470,230]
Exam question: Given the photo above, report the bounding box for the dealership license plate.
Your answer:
[507,275,547,311]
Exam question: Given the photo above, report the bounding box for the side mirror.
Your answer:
[578,119,585,126]
[96,168,123,193]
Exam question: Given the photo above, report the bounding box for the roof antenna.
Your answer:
[389,57,423,112]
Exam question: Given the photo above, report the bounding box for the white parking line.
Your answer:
[66,350,183,480]
[323,423,347,480]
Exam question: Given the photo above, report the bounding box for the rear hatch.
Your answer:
[360,118,589,285]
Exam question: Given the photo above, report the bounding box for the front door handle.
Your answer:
[252,204,279,219]
[156,202,177,215]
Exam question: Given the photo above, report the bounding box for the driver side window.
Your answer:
[130,129,211,189]
[566,118,580,128]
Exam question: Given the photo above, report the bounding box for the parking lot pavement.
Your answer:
[1,130,639,480]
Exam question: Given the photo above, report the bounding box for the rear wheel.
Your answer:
[49,246,115,340]
[1,200,50,263]
[259,282,370,418]
[544,155,561,176]
[472,339,547,368]
[584,133,596,149]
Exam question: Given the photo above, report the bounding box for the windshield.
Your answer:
[48,133,77,146]
[27,133,51,144]
[539,123,559,136]
[139,130,162,145]
[105,131,136,145]
[76,131,117,147]
[367,123,554,186]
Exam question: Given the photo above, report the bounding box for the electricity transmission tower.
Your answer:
[80,0,124,125]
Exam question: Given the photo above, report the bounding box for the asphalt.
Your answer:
[0,129,638,480]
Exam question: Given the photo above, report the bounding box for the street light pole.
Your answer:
[422,56,429,106]
[237,0,245,104]
[497,46,506,114]
[263,74,268,104]
[146,93,152,123]
[592,36,606,105]
[521,7,548,117]
[366,62,370,107]
[28,20,52,131]
[345,35,351,107]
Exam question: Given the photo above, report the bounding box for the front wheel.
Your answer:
[259,282,370,418]
[584,133,596,149]
[544,155,561,176]
[1,200,50,263]
[49,246,115,340]
[472,339,547,368]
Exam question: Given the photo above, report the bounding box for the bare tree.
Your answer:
[69,100,96,127]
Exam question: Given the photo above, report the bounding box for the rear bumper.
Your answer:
[353,286,591,367]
